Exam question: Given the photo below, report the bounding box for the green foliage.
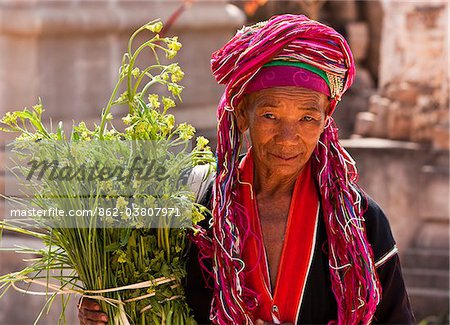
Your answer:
[0,19,214,325]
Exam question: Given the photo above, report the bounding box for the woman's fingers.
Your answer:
[78,298,108,324]
[79,308,108,322]
[80,298,101,311]
[79,317,105,325]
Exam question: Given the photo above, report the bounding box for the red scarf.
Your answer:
[238,150,320,323]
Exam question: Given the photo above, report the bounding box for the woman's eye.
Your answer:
[302,116,314,122]
[263,113,275,119]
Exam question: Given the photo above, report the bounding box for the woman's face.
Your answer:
[236,86,329,179]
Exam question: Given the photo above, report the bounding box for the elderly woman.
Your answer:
[79,15,415,325]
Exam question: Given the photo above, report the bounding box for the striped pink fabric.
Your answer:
[243,65,330,96]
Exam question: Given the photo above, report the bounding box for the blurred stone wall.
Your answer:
[351,1,449,320]
[352,0,449,250]
[0,1,244,324]
[354,1,449,150]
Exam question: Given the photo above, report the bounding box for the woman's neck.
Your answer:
[254,166,303,199]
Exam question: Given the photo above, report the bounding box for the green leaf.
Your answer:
[104,242,121,252]
[120,228,132,247]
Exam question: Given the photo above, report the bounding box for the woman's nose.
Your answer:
[275,123,300,144]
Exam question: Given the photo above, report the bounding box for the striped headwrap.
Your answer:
[193,14,381,325]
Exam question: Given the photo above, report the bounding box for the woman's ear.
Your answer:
[235,98,249,133]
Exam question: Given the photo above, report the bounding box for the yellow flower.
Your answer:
[148,94,160,109]
[196,136,209,150]
[162,97,175,111]
[101,180,114,192]
[191,207,205,224]
[161,114,175,135]
[116,250,128,263]
[76,121,89,133]
[132,67,140,79]
[168,37,182,52]
[166,50,177,59]
[146,21,163,33]
[116,196,129,210]
[166,114,175,130]
[107,129,118,137]
[177,123,195,141]
[117,91,129,103]
[144,195,156,207]
[122,114,133,125]
[32,103,43,115]
[135,122,148,136]
[1,112,18,126]
[168,83,183,97]
[161,72,169,81]
[168,64,184,83]
[133,179,141,189]
[80,131,91,140]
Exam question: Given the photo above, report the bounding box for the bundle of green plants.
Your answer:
[0,19,214,324]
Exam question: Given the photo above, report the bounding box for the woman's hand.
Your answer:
[78,298,109,325]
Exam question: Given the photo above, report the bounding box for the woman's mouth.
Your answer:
[270,153,299,161]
